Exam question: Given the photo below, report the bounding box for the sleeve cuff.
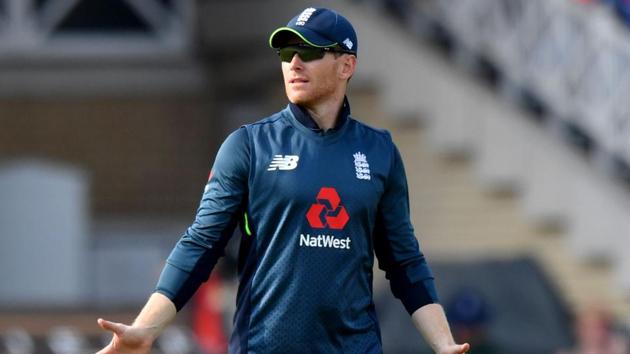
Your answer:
[155,262,204,312]
[397,278,440,315]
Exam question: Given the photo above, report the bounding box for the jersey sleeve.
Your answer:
[373,142,439,315]
[155,127,250,311]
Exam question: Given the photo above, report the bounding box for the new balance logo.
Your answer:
[267,155,300,171]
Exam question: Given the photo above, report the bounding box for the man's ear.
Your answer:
[339,55,357,81]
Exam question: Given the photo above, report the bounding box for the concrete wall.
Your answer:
[0,161,88,306]
[0,96,218,215]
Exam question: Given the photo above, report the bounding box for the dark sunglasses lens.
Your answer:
[298,48,325,62]
[278,48,295,62]
[278,47,325,62]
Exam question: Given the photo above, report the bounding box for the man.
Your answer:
[96,7,470,354]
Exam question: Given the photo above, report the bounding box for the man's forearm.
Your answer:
[411,303,456,353]
[132,292,177,339]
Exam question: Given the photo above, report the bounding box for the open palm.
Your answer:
[95,318,154,354]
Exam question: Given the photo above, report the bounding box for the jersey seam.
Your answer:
[164,260,192,274]
[350,117,390,136]
[385,135,396,189]
[243,124,256,354]
[246,114,285,127]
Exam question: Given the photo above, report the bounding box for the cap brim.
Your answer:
[269,27,337,49]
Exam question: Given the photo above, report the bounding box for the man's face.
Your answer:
[280,39,354,107]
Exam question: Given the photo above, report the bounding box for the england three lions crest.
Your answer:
[353,152,371,180]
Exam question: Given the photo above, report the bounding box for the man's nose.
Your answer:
[289,52,304,69]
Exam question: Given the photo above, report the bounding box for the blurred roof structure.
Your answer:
[0,0,206,96]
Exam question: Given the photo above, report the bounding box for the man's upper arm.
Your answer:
[156,127,250,310]
[374,142,439,315]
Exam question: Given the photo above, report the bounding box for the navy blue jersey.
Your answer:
[156,99,438,353]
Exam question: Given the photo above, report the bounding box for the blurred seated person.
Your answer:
[446,288,500,354]
[557,304,628,354]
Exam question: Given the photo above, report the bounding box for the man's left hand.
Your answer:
[438,343,470,354]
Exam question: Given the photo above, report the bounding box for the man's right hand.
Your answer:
[95,293,177,354]
[95,318,156,354]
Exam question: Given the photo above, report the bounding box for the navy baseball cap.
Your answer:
[269,7,358,55]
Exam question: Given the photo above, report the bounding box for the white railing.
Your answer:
[420,0,630,169]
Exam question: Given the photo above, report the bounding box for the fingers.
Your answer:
[95,347,109,354]
[444,343,471,354]
[97,318,126,336]
[94,341,114,354]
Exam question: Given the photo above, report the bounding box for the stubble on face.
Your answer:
[282,54,343,108]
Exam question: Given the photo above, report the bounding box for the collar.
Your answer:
[289,96,351,133]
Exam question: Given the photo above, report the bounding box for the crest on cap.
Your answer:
[269,7,358,55]
[343,38,354,50]
[296,8,317,26]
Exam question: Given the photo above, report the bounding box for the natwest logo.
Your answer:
[306,187,349,230]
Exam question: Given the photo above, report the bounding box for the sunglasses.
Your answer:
[276,44,354,63]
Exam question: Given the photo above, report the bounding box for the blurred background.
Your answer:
[1,0,630,353]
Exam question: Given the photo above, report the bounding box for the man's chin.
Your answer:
[287,95,313,106]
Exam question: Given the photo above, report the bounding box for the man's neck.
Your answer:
[303,93,345,131]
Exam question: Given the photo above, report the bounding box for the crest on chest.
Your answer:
[353,152,371,181]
